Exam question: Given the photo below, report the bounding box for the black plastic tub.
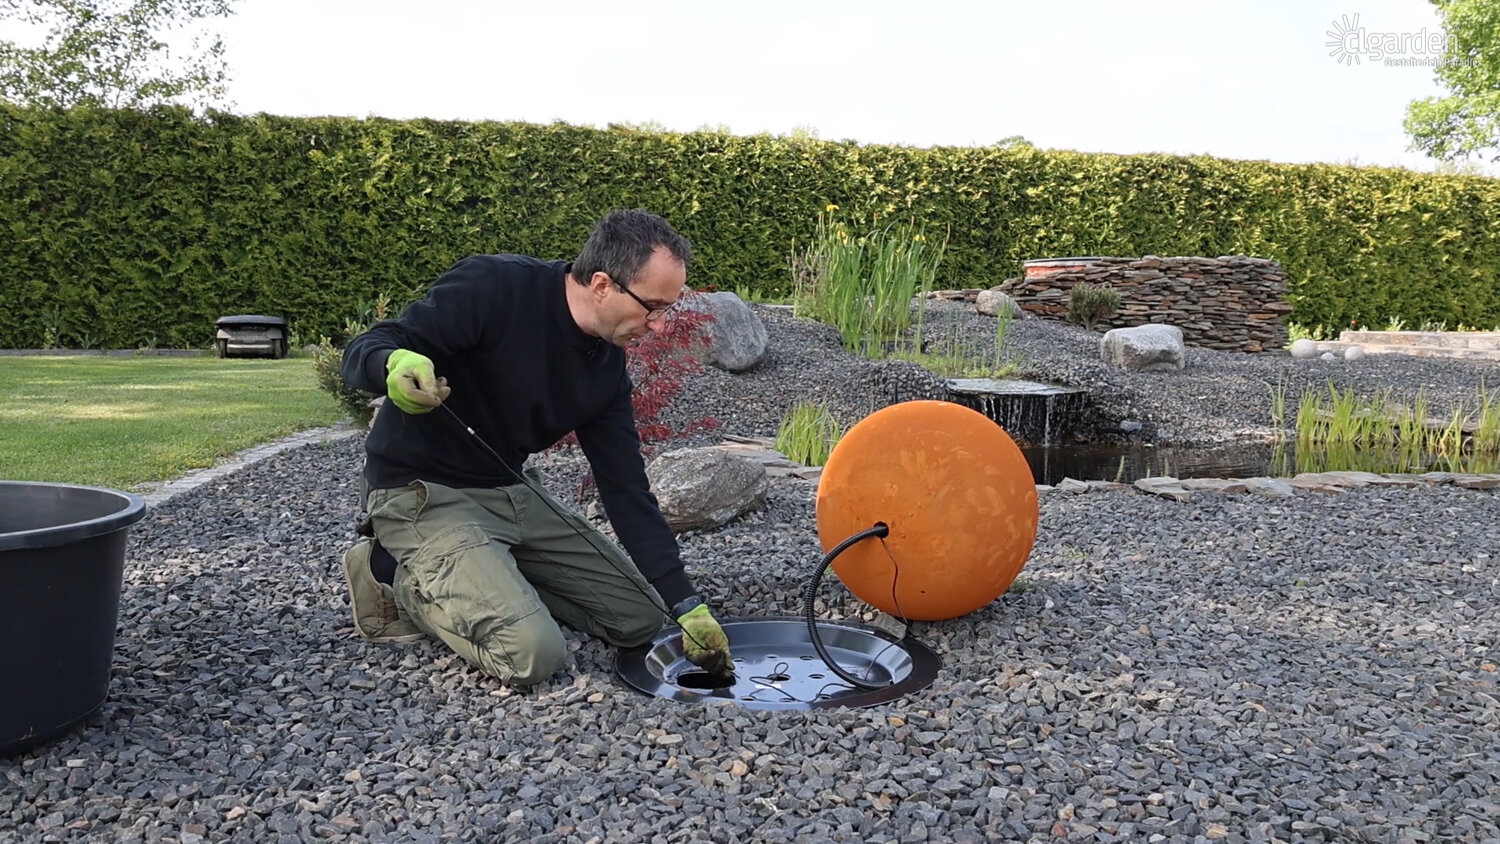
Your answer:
[0,481,146,756]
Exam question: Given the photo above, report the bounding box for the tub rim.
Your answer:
[0,481,148,552]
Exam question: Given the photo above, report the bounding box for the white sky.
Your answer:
[9,0,1492,173]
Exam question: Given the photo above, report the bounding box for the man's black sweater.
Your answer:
[341,254,694,607]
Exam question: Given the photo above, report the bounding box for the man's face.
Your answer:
[597,246,687,347]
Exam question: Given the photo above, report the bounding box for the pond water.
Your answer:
[1020,441,1499,487]
[941,380,1499,485]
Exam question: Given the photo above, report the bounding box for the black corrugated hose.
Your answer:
[801,522,897,690]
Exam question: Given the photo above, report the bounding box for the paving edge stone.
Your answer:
[1037,471,1500,499]
[134,420,362,508]
[0,348,211,357]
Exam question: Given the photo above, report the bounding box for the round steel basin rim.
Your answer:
[616,615,942,711]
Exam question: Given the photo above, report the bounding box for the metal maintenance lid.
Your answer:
[616,615,940,711]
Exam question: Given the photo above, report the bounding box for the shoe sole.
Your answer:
[342,544,426,644]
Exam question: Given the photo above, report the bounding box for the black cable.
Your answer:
[801,522,900,690]
[435,403,710,654]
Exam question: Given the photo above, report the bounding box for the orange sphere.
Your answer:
[815,400,1039,621]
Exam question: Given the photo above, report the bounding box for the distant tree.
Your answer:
[1431,159,1492,176]
[995,135,1034,148]
[615,119,671,133]
[0,0,235,109]
[1404,0,1500,163]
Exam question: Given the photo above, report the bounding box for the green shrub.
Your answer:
[2,103,1498,345]
[311,340,377,425]
[775,401,845,467]
[308,292,401,424]
[1067,283,1121,331]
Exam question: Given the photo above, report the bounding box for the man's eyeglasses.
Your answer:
[613,279,677,321]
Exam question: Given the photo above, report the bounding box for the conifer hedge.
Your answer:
[1,103,1496,348]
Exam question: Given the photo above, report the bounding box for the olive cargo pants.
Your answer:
[363,471,667,685]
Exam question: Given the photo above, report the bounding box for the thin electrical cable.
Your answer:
[434,401,713,656]
[744,661,802,703]
[858,534,914,677]
[837,535,912,688]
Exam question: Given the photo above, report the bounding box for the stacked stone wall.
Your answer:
[1005,256,1293,352]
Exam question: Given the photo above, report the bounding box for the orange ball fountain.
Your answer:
[815,400,1040,621]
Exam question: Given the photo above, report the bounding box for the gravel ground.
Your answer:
[664,302,1500,448]
[4,306,1498,843]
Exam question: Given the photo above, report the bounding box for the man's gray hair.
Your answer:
[572,209,692,288]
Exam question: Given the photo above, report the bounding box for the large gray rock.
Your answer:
[975,288,1022,319]
[1101,324,1186,371]
[645,448,768,532]
[680,291,768,372]
[1289,338,1320,359]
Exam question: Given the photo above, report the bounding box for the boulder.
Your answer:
[1289,338,1320,359]
[1344,346,1366,361]
[1100,324,1186,371]
[645,448,768,532]
[680,291,768,372]
[975,288,1023,319]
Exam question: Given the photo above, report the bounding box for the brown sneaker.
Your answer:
[341,540,424,643]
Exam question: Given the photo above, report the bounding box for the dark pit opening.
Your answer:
[675,671,736,690]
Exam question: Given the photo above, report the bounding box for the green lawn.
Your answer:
[0,356,347,490]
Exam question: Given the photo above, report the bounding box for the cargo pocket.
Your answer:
[368,480,431,526]
[403,523,537,643]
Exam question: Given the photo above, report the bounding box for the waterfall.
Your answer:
[945,379,1090,446]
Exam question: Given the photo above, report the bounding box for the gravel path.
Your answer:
[4,307,1498,843]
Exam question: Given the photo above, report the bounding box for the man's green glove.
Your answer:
[678,603,732,677]
[385,349,451,414]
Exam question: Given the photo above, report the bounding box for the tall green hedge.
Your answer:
[1,103,1497,348]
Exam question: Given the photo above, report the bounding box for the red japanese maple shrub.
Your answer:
[626,304,721,445]
[550,293,721,468]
